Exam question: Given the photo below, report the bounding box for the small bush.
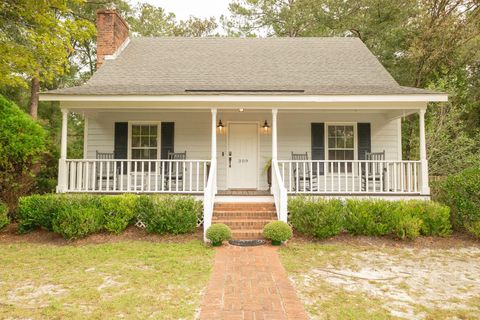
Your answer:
[17,194,62,233]
[0,201,9,229]
[52,205,104,240]
[140,195,201,234]
[206,224,231,244]
[289,197,344,239]
[263,221,293,242]
[435,167,480,238]
[397,201,451,237]
[101,195,136,234]
[345,200,395,236]
[390,210,422,240]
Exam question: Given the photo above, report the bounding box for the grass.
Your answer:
[279,243,480,320]
[0,241,214,319]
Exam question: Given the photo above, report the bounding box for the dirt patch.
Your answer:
[0,223,203,245]
[290,245,480,319]
[6,283,68,307]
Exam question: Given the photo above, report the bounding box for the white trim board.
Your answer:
[41,93,448,102]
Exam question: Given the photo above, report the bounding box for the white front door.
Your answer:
[227,123,258,189]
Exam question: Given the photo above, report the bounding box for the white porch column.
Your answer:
[211,108,217,160]
[419,108,430,195]
[57,109,68,193]
[272,108,278,161]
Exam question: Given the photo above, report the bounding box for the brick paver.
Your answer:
[199,245,308,320]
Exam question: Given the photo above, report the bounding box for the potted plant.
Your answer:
[264,159,272,190]
[263,221,293,245]
[206,223,232,246]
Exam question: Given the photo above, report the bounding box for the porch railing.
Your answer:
[203,159,217,241]
[276,160,421,194]
[62,159,211,193]
[271,160,288,222]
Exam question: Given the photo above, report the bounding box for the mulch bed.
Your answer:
[288,230,480,249]
[0,223,203,246]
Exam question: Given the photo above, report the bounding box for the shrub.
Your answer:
[0,95,47,211]
[263,221,293,242]
[289,197,345,239]
[140,195,201,234]
[206,224,231,244]
[390,210,422,240]
[0,201,9,230]
[397,201,451,236]
[345,200,395,236]
[52,205,104,240]
[101,195,136,234]
[17,194,62,233]
[435,167,480,237]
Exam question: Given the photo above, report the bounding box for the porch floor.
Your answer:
[217,189,271,196]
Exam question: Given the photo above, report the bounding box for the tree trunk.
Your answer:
[29,77,40,119]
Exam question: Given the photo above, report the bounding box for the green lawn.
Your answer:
[0,241,214,319]
[280,242,480,320]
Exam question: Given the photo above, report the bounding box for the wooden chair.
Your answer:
[291,152,312,191]
[361,150,386,192]
[164,151,187,190]
[96,151,115,189]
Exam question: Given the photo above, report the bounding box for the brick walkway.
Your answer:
[199,245,308,320]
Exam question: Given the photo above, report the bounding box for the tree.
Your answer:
[0,0,95,118]
[0,95,47,210]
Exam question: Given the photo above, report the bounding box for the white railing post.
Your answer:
[57,109,68,193]
[419,109,430,195]
[211,108,217,193]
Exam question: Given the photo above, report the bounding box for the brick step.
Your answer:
[231,229,264,240]
[212,219,274,230]
[214,203,275,211]
[213,210,277,219]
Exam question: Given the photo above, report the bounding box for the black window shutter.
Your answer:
[311,123,325,174]
[161,122,174,159]
[114,122,128,174]
[357,123,371,160]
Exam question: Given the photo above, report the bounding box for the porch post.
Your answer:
[419,108,430,195]
[57,109,68,193]
[211,108,217,192]
[272,108,278,161]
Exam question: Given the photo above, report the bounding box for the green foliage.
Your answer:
[345,200,395,236]
[140,195,201,235]
[206,224,232,244]
[290,198,451,240]
[52,205,104,240]
[100,195,136,234]
[17,194,202,239]
[0,201,9,230]
[288,197,345,239]
[0,95,47,209]
[435,167,480,238]
[263,221,293,242]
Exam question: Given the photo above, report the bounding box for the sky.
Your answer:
[133,0,232,21]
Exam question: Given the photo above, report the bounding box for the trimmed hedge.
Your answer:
[17,194,202,239]
[0,201,9,230]
[289,198,345,239]
[289,197,451,240]
[435,167,480,238]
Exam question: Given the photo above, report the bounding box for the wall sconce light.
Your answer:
[239,108,244,112]
[262,120,270,133]
[217,119,225,132]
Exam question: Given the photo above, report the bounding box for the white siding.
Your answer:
[85,110,401,191]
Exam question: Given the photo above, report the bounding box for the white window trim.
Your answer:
[325,122,358,161]
[127,121,161,160]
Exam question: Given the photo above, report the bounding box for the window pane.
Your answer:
[150,125,157,136]
[150,136,157,147]
[132,149,141,159]
[328,137,335,148]
[336,137,345,148]
[328,150,335,160]
[346,136,354,148]
[132,137,140,148]
[149,149,157,159]
[345,150,354,160]
[132,125,141,135]
[328,126,335,137]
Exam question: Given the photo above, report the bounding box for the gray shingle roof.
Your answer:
[46,37,440,96]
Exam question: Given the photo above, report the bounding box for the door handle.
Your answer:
[228,151,232,168]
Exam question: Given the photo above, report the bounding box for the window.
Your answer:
[131,124,158,160]
[327,125,355,172]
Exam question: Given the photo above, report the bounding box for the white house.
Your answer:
[40,10,447,239]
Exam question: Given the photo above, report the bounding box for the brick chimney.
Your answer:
[96,9,129,69]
